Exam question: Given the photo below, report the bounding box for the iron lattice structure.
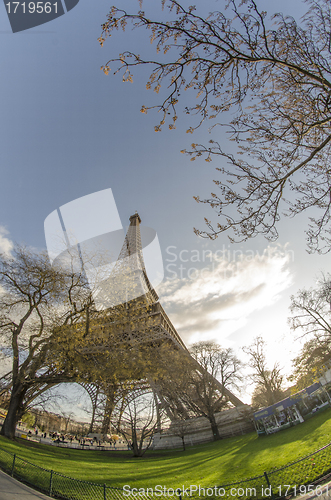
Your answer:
[0,213,244,434]
[74,213,244,432]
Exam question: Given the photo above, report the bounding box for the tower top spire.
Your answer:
[129,212,141,224]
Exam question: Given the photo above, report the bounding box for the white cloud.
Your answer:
[157,245,293,346]
[0,226,13,256]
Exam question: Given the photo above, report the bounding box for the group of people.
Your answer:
[25,427,131,450]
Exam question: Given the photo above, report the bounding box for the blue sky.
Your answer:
[1,0,330,406]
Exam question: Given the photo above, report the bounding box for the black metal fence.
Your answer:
[0,446,135,500]
[194,442,331,500]
[1,442,331,500]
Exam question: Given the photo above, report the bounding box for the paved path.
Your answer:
[296,486,330,500]
[0,470,50,500]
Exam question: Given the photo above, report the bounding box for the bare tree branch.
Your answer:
[100,0,331,252]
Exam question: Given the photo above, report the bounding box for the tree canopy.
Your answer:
[0,246,92,438]
[100,0,331,252]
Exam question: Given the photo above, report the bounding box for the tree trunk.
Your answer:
[208,413,221,441]
[0,384,26,439]
[181,435,186,451]
[131,434,142,457]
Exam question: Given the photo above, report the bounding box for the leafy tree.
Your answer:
[79,340,182,437]
[289,337,331,390]
[0,246,91,439]
[100,0,331,252]
[243,337,284,408]
[21,411,35,429]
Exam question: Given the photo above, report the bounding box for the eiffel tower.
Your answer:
[79,212,244,434]
[0,213,245,436]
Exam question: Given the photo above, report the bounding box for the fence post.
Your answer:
[49,470,53,497]
[177,489,182,500]
[11,454,16,477]
[264,472,275,500]
[104,483,107,500]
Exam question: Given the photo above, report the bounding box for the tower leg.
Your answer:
[88,386,100,434]
[101,386,116,437]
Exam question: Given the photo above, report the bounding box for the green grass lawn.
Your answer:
[1,409,331,489]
